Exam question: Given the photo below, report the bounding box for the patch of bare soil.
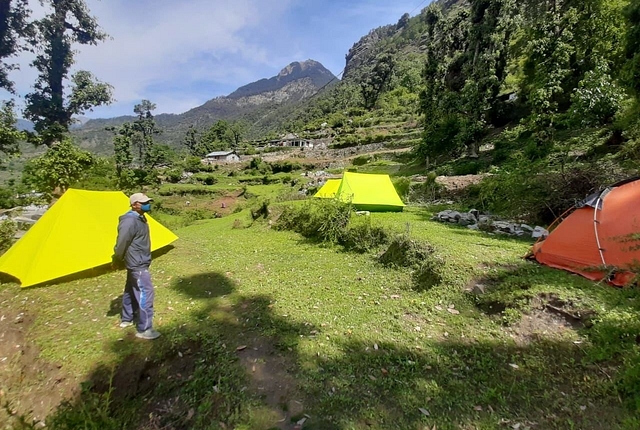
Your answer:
[434,174,488,191]
[508,309,580,346]
[0,298,77,425]
[507,294,594,346]
[201,190,244,216]
[236,336,304,430]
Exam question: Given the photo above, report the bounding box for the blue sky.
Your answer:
[4,0,431,118]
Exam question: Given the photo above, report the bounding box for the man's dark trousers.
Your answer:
[122,269,154,332]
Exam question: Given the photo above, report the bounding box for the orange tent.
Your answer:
[531,177,640,286]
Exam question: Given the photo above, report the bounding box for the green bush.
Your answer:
[250,199,270,220]
[247,157,272,175]
[269,160,302,173]
[352,155,371,166]
[408,173,443,203]
[0,186,17,209]
[379,234,436,269]
[341,216,390,253]
[451,160,483,175]
[184,156,212,173]
[158,185,222,196]
[379,234,444,290]
[469,162,625,224]
[0,220,17,255]
[275,199,352,244]
[275,200,390,252]
[392,177,411,201]
[165,169,183,183]
[184,208,215,223]
[192,173,218,185]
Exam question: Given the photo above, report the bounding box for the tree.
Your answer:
[460,0,519,157]
[520,0,625,149]
[23,0,113,146]
[360,53,395,110]
[145,144,174,169]
[201,120,232,152]
[183,125,200,156]
[109,122,135,179]
[227,121,246,149]
[22,139,94,193]
[0,100,23,163]
[0,0,32,93]
[623,0,640,97]
[132,99,161,166]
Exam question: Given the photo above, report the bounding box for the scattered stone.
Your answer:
[433,209,542,239]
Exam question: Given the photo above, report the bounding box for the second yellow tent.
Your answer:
[315,172,404,212]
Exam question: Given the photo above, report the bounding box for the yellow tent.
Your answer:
[335,172,405,212]
[314,179,342,198]
[0,189,178,288]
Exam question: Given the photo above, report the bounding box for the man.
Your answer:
[113,192,160,340]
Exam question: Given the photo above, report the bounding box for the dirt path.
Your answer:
[0,290,77,425]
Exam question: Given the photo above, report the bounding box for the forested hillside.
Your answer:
[71,60,337,153]
[3,0,640,225]
[273,0,640,223]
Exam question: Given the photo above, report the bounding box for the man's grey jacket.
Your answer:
[113,211,151,270]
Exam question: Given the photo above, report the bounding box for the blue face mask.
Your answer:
[141,203,151,212]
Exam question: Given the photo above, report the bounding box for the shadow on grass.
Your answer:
[43,271,316,430]
[299,338,634,430]
[37,268,640,430]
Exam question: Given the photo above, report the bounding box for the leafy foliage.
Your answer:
[275,199,390,252]
[24,0,112,146]
[0,220,17,255]
[22,139,94,193]
[0,0,32,93]
[0,100,23,163]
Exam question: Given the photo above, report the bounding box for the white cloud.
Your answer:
[73,0,296,114]
[3,0,424,118]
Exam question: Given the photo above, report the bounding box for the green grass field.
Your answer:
[1,205,639,430]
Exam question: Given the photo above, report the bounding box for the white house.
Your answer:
[203,150,241,164]
[268,133,314,149]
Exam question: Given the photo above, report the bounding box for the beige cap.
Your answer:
[129,192,153,205]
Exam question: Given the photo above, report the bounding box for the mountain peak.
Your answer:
[278,60,323,77]
[229,59,336,99]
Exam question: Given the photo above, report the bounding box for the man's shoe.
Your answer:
[119,321,133,328]
[135,328,161,340]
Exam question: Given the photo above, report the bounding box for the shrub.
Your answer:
[0,186,18,209]
[269,161,302,173]
[408,173,443,203]
[192,173,217,185]
[250,199,270,220]
[184,208,214,223]
[0,220,17,255]
[165,168,183,183]
[379,234,444,291]
[184,156,209,173]
[452,160,483,176]
[392,177,411,201]
[379,234,436,269]
[352,155,371,166]
[247,157,272,175]
[341,216,390,253]
[412,256,446,291]
[470,162,625,224]
[275,199,352,244]
[158,185,223,196]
